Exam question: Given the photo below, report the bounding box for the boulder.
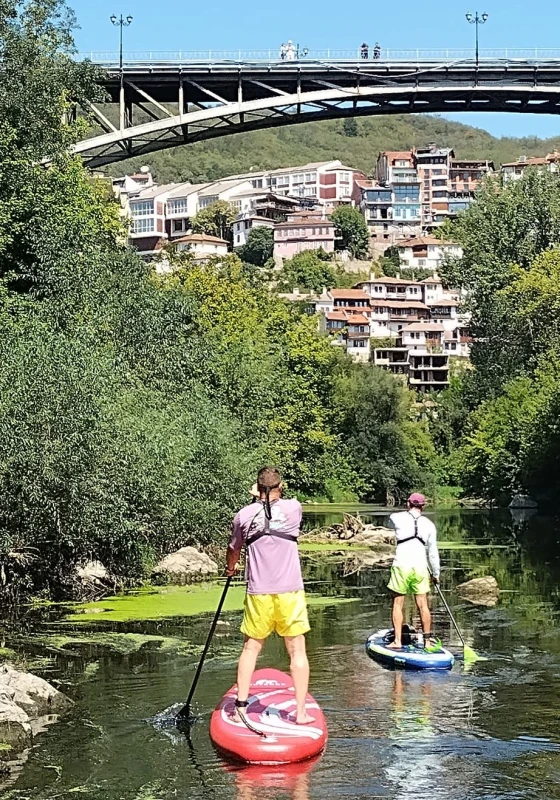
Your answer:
[509,494,538,509]
[0,665,72,717]
[152,547,218,584]
[0,666,72,756]
[456,576,500,607]
[77,560,109,585]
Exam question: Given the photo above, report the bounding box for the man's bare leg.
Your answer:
[387,593,405,648]
[284,634,314,724]
[414,593,433,643]
[233,636,264,721]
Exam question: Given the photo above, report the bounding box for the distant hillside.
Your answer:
[111,114,560,183]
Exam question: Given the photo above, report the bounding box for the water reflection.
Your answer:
[4,510,560,800]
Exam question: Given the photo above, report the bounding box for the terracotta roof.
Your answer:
[419,276,443,284]
[326,311,348,321]
[379,150,414,163]
[357,276,418,287]
[501,157,548,168]
[398,236,447,247]
[428,298,458,307]
[403,322,445,333]
[174,234,228,245]
[275,219,334,229]
[387,301,429,310]
[347,314,370,325]
[330,288,370,300]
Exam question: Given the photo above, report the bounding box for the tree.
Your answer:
[280,250,337,292]
[191,200,237,243]
[342,118,359,137]
[330,205,369,259]
[238,226,274,266]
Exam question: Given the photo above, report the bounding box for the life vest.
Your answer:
[396,511,427,546]
[245,501,299,547]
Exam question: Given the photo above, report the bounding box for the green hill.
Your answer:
[111,114,560,183]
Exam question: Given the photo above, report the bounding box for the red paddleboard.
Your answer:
[210,668,328,764]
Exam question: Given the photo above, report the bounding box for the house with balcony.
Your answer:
[408,352,450,391]
[356,275,424,302]
[414,144,454,228]
[166,183,211,240]
[397,236,462,274]
[449,159,494,214]
[127,184,176,258]
[325,310,370,362]
[273,212,335,260]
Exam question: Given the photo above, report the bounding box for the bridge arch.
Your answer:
[75,60,560,167]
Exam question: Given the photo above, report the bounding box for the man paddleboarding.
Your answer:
[226,467,314,725]
[386,493,441,650]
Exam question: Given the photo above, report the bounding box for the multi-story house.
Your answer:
[127,183,176,258]
[166,183,210,240]
[414,144,454,228]
[273,212,335,260]
[233,215,275,248]
[356,275,424,302]
[325,310,371,362]
[173,233,229,261]
[227,161,366,211]
[501,152,560,182]
[449,159,494,214]
[397,236,463,274]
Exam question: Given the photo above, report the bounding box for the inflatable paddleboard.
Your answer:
[366,628,454,670]
[210,668,328,764]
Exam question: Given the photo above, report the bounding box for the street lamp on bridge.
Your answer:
[465,11,488,67]
[110,14,133,130]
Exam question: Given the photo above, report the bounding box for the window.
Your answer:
[130,200,154,217]
[305,172,317,182]
[341,186,351,197]
[172,219,185,233]
[433,191,448,198]
[410,287,418,294]
[131,218,154,234]
[396,160,409,167]
[231,200,242,210]
[168,198,188,215]
[293,174,304,184]
[199,196,217,209]
[340,171,351,182]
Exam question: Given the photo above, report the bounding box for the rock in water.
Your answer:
[509,494,538,509]
[152,547,218,584]
[77,560,110,586]
[0,665,72,754]
[456,576,500,607]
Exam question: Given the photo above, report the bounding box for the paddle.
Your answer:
[433,579,487,664]
[176,575,233,724]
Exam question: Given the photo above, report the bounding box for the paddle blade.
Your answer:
[464,644,487,663]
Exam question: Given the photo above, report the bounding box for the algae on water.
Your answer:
[64,583,357,623]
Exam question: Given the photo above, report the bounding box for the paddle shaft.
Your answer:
[177,575,233,720]
[433,580,466,648]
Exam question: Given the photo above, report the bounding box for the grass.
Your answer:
[64,583,357,623]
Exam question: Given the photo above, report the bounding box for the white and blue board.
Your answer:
[366,628,454,671]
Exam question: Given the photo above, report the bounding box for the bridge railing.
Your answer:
[77,47,560,65]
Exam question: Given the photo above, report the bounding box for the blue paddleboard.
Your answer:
[366,628,454,670]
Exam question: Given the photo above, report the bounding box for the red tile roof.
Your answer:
[330,288,370,300]
[347,314,370,325]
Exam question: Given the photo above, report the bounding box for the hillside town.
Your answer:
[111,144,560,391]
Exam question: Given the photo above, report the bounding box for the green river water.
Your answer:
[2,508,560,800]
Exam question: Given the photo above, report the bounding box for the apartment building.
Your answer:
[274,212,335,260]
[127,184,176,257]
[449,159,494,213]
[414,144,454,228]
[397,236,462,274]
[233,215,275,248]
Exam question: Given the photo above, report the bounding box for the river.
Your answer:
[3,509,560,800]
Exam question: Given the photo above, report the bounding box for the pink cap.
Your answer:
[408,493,426,507]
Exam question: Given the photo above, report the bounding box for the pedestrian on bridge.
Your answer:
[361,42,369,59]
[279,42,287,60]
[286,41,296,61]
[373,42,381,60]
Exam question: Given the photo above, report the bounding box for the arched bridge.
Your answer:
[75,51,560,168]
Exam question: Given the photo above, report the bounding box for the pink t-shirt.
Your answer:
[228,498,304,595]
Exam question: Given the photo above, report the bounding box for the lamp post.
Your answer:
[465,11,488,67]
[110,14,133,130]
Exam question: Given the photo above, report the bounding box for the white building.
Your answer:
[233,215,275,248]
[127,183,176,257]
[356,275,424,302]
[397,236,462,274]
[174,233,229,261]
[166,183,211,239]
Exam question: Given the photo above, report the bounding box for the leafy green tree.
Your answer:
[237,225,274,266]
[191,200,237,242]
[280,250,337,292]
[342,118,359,137]
[330,206,369,259]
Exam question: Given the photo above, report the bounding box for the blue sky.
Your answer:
[70,0,560,139]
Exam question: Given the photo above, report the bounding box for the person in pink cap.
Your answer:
[386,492,440,649]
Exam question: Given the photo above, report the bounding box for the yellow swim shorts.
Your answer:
[241,590,310,640]
[388,566,431,596]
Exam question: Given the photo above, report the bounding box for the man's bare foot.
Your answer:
[293,711,316,725]
[387,641,402,649]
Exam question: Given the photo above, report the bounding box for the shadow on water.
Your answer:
[2,510,560,799]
